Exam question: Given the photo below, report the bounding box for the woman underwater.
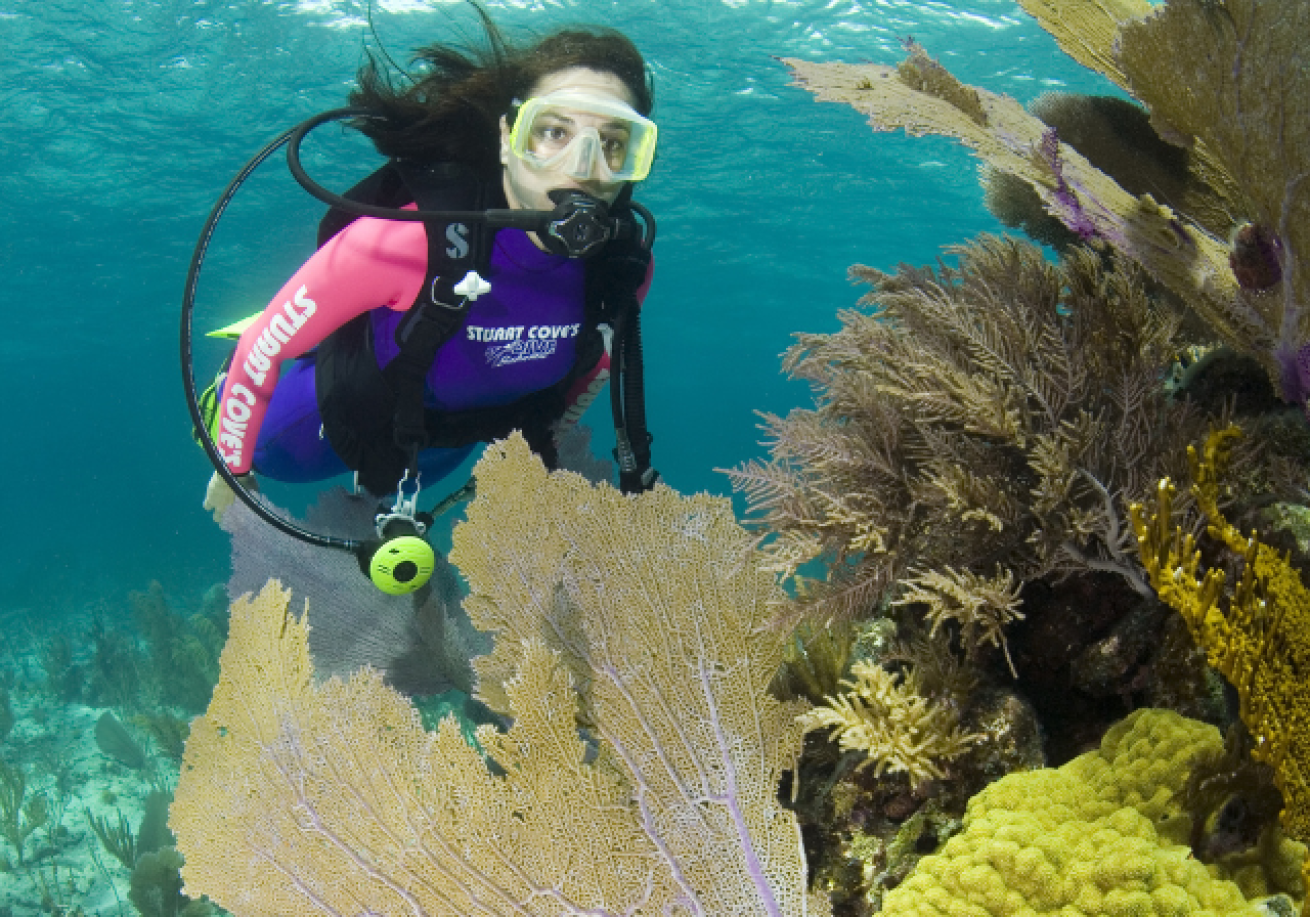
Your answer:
[203,13,660,522]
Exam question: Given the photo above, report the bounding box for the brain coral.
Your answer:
[1057,706,1221,844]
[882,709,1260,917]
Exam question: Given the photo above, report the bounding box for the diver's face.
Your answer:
[500,67,638,213]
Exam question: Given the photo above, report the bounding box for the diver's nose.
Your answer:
[562,129,604,180]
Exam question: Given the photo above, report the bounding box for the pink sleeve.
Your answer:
[213,215,429,474]
[557,256,655,432]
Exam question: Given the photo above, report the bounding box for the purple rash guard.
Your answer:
[371,228,586,411]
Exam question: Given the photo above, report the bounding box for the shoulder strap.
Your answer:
[315,159,498,292]
[384,161,501,463]
[392,160,498,298]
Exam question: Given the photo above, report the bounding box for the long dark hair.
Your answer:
[349,5,653,176]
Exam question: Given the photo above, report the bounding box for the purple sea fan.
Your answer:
[1228,222,1283,290]
[1037,127,1098,241]
[1276,340,1310,416]
[222,487,486,696]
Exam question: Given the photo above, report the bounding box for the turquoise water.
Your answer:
[2,0,1114,615]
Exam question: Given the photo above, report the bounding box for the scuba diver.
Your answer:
[197,15,661,578]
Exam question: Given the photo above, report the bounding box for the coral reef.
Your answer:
[782,0,1310,409]
[748,8,1310,912]
[1132,426,1310,900]
[748,0,1310,790]
[881,709,1272,917]
[171,434,824,917]
[726,234,1209,623]
[798,659,979,783]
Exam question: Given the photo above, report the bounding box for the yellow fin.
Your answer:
[207,313,261,340]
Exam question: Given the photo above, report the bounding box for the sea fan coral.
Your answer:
[784,0,1310,408]
[173,435,824,917]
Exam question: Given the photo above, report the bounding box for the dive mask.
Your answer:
[508,90,657,183]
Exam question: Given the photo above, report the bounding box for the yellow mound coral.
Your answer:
[1059,707,1226,844]
[882,709,1260,917]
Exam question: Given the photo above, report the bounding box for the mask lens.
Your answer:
[510,92,656,182]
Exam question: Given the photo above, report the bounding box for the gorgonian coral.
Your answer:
[798,659,980,783]
[175,436,824,917]
[727,235,1212,623]
[785,0,1310,412]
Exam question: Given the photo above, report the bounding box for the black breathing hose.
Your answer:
[286,108,548,231]
[181,124,364,552]
[622,308,651,467]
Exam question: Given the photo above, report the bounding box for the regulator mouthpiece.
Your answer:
[541,189,614,258]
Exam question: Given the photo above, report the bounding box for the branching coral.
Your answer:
[798,659,980,783]
[1131,426,1310,902]
[727,234,1209,622]
[893,567,1025,675]
[783,0,1310,408]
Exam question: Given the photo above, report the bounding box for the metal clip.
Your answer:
[392,469,422,517]
[375,470,428,538]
